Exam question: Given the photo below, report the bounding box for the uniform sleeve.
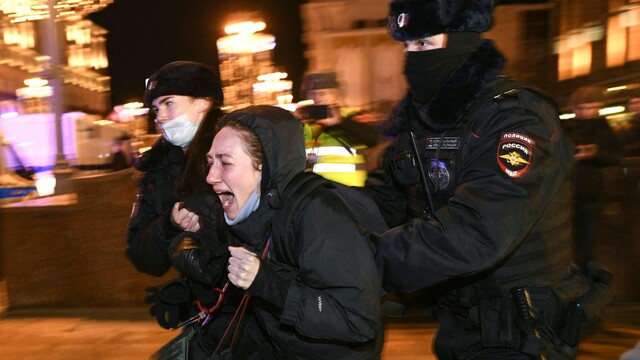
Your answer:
[332,115,380,148]
[364,144,412,228]
[125,181,180,276]
[376,105,574,293]
[250,191,381,343]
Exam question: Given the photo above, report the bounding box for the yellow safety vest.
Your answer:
[304,123,367,187]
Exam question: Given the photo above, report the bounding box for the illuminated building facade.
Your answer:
[551,0,640,109]
[0,1,111,116]
[0,1,115,175]
[217,16,293,111]
[300,0,640,116]
[300,0,405,116]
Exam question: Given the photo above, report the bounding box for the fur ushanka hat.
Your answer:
[144,61,223,107]
[387,0,495,41]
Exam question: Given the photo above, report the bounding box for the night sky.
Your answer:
[89,0,306,107]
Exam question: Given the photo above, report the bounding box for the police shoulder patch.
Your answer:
[497,132,534,178]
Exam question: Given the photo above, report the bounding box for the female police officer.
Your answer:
[126,61,229,332]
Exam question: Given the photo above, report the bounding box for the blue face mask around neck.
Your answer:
[225,175,261,226]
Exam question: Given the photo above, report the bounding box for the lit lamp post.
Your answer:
[253,71,293,108]
[0,0,112,193]
[217,20,277,110]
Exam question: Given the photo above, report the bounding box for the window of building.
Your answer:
[607,0,640,67]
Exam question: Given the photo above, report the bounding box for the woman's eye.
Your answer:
[418,40,429,47]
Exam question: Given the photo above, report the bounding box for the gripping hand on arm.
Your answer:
[171,202,201,232]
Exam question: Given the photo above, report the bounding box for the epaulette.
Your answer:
[493,88,521,102]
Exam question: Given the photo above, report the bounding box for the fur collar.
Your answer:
[383,40,504,136]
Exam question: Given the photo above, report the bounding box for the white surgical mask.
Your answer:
[161,102,201,148]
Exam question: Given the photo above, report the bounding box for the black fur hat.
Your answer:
[388,0,494,41]
[144,61,223,106]
[300,71,340,96]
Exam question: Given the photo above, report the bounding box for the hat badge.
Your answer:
[147,80,157,90]
[397,13,409,28]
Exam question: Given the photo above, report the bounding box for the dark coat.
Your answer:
[562,116,623,203]
[221,106,383,359]
[621,115,640,157]
[126,138,220,276]
[325,112,380,148]
[366,40,577,301]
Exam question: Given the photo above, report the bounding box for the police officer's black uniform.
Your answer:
[126,137,221,277]
[125,62,230,342]
[126,61,226,280]
[365,1,608,358]
[127,138,186,274]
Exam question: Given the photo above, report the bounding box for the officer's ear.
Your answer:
[194,98,212,113]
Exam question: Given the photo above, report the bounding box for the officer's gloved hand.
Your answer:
[145,278,192,330]
[170,235,213,284]
[170,234,228,286]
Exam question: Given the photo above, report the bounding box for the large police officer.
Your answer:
[366,1,605,358]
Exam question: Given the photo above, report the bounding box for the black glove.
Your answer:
[145,278,192,330]
[170,235,228,285]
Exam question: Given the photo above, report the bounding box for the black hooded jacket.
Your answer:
[366,40,578,302]
[219,106,383,359]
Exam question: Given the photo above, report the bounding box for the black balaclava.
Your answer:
[403,32,481,105]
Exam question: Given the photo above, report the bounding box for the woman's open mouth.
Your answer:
[217,191,234,211]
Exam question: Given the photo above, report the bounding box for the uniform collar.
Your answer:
[136,137,185,172]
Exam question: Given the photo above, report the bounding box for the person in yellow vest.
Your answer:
[295,71,379,186]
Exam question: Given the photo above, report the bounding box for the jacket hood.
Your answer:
[383,39,504,136]
[217,105,307,250]
[218,105,307,203]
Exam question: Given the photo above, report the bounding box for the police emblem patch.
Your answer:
[497,132,534,178]
[428,159,450,190]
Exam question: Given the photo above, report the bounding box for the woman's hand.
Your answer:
[227,246,260,290]
[171,202,201,232]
